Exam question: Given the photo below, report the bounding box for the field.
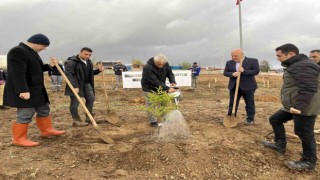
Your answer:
[0,72,319,180]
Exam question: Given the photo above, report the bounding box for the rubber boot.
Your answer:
[12,122,39,147]
[36,116,66,137]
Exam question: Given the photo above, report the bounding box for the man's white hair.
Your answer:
[154,54,167,63]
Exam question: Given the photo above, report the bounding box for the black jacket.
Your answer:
[3,42,51,108]
[224,57,260,90]
[64,55,101,97]
[48,64,63,76]
[141,58,176,92]
[281,54,320,115]
[0,68,6,81]
[113,64,128,75]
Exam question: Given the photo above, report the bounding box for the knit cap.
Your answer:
[27,33,50,46]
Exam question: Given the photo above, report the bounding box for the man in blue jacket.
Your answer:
[223,49,260,125]
[190,62,201,89]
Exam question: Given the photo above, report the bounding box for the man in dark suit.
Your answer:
[223,49,260,125]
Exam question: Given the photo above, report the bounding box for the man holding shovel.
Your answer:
[141,54,176,127]
[64,47,104,126]
[3,33,66,147]
[223,49,259,125]
[262,44,320,171]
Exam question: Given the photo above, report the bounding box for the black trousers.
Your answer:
[69,83,95,118]
[269,109,317,164]
[228,88,255,122]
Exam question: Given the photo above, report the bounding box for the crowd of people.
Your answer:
[0,33,319,171]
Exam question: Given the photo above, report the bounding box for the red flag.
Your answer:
[236,0,242,5]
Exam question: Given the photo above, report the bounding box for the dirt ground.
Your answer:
[0,73,320,180]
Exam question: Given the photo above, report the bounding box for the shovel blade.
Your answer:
[93,126,115,144]
[223,114,239,128]
[105,110,120,124]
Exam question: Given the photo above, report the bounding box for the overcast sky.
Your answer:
[0,0,319,68]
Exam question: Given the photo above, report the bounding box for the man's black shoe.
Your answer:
[286,160,316,171]
[244,120,254,126]
[261,140,286,154]
[150,122,159,128]
[0,105,10,109]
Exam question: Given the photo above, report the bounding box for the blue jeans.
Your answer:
[51,75,63,91]
[17,103,50,123]
[115,75,122,89]
[269,109,317,164]
[70,83,95,118]
[228,88,255,122]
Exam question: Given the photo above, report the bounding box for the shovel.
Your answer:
[99,62,120,124]
[53,60,115,144]
[223,59,243,128]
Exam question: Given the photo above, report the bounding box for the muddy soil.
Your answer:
[0,74,319,180]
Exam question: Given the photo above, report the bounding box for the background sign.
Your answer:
[122,70,191,88]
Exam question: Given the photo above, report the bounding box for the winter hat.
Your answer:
[27,33,50,46]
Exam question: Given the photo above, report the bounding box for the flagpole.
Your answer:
[238,1,243,50]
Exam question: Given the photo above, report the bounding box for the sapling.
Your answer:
[142,87,176,122]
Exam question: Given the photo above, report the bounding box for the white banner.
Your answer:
[122,70,191,89]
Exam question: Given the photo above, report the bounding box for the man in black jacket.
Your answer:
[262,44,320,171]
[0,67,9,109]
[113,60,128,90]
[48,61,64,92]
[64,47,104,126]
[223,49,260,125]
[141,54,176,127]
[3,33,65,147]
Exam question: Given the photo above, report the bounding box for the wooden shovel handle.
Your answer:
[265,131,320,145]
[99,62,110,110]
[54,61,98,127]
[231,59,244,114]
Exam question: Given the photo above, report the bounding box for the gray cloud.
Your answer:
[0,0,319,68]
